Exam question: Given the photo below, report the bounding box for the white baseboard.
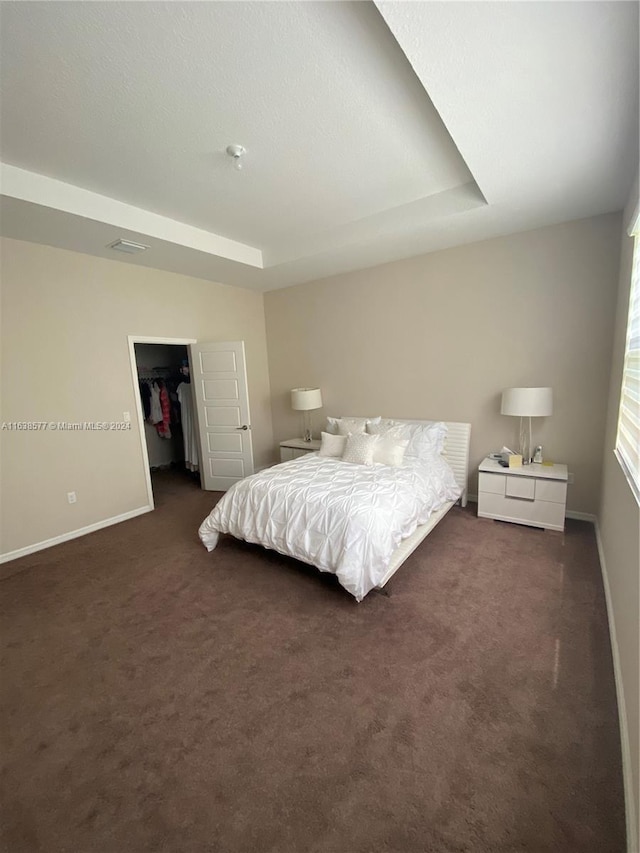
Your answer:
[594,519,637,853]
[565,509,597,523]
[0,505,153,565]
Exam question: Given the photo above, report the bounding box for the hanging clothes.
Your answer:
[168,386,181,426]
[177,382,199,472]
[156,384,172,439]
[149,382,163,425]
[139,381,151,420]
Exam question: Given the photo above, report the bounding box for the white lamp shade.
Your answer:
[501,387,553,417]
[291,387,323,411]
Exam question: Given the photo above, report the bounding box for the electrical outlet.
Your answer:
[67,491,77,504]
[568,473,574,484]
[123,411,131,422]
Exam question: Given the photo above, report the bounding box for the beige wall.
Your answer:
[598,181,639,851]
[265,213,621,513]
[0,237,273,557]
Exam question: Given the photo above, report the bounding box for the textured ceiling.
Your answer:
[0,0,637,291]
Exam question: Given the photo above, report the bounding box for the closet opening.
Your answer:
[132,340,201,508]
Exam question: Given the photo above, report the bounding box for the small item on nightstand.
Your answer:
[533,445,543,464]
[497,446,517,466]
[499,448,522,467]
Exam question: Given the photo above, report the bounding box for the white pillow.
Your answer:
[326,416,382,435]
[404,422,447,458]
[318,431,347,458]
[342,433,379,466]
[337,417,367,436]
[367,420,407,437]
[373,437,409,467]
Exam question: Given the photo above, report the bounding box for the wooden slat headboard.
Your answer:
[393,419,471,508]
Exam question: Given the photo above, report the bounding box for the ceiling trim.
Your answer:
[0,163,264,269]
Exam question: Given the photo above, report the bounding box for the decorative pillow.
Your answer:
[404,422,448,458]
[337,417,367,436]
[366,420,408,438]
[325,417,381,435]
[342,433,379,466]
[318,431,348,458]
[373,437,409,467]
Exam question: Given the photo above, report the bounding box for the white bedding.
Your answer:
[198,452,461,601]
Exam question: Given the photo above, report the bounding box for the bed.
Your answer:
[198,419,471,601]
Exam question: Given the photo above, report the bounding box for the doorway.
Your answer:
[129,336,255,510]
[128,336,199,509]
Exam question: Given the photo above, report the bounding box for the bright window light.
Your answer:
[615,220,640,505]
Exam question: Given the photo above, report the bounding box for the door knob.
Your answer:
[235,425,249,431]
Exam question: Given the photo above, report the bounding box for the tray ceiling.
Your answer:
[0,1,637,291]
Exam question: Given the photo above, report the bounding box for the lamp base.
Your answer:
[302,411,313,442]
[519,416,532,465]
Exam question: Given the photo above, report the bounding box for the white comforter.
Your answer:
[198,453,461,601]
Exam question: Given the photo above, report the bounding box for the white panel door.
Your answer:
[190,341,254,491]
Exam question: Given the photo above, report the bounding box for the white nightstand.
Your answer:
[279,438,321,462]
[477,457,568,531]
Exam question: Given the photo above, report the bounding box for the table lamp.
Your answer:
[501,387,553,464]
[291,388,323,442]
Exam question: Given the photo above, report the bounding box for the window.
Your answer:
[615,219,640,504]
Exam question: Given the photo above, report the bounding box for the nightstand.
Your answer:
[477,457,568,531]
[279,438,321,462]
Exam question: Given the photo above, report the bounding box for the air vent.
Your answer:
[108,239,149,254]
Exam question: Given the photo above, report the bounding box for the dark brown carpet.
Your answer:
[0,469,625,853]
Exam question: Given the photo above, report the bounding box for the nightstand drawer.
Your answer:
[505,477,535,500]
[535,479,567,504]
[478,472,505,495]
[280,447,314,462]
[279,439,321,463]
[478,492,565,530]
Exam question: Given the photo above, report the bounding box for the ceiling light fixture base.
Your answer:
[226,144,246,171]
